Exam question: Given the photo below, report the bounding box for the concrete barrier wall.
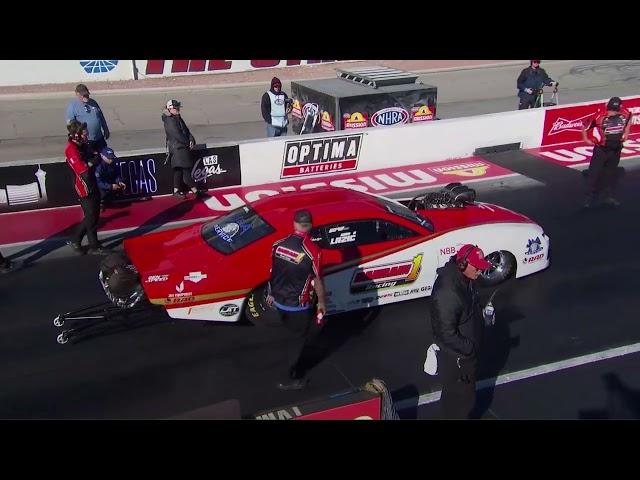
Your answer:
[0,60,135,86]
[238,108,546,186]
[3,95,639,216]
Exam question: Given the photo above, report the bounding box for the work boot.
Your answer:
[602,197,621,207]
[583,196,594,209]
[173,191,186,199]
[66,240,85,255]
[0,260,14,274]
[277,378,308,391]
[87,246,112,255]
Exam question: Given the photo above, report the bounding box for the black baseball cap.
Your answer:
[294,209,313,224]
[607,97,622,111]
[166,99,182,109]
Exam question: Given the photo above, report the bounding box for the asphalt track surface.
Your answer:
[2,148,640,419]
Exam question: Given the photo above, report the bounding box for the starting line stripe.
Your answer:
[394,342,640,410]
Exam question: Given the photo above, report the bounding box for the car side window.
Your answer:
[312,219,417,249]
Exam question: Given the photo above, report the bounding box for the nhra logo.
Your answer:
[525,237,543,255]
[350,254,423,293]
[281,134,362,178]
[371,107,409,127]
[429,162,490,177]
[411,105,434,122]
[343,112,369,129]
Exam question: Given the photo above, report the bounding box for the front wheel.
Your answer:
[478,251,516,287]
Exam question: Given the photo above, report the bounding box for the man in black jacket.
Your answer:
[261,77,292,137]
[162,100,202,199]
[516,60,558,110]
[430,244,492,419]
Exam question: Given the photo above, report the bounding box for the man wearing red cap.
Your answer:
[429,244,492,419]
[581,96,633,208]
[261,77,293,137]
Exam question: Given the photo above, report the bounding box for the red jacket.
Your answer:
[65,140,97,198]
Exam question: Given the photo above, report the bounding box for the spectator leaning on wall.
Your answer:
[65,84,110,152]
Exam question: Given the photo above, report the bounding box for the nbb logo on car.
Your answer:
[281,134,362,178]
[350,254,423,293]
[371,107,409,127]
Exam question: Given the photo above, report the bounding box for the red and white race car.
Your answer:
[99,183,550,323]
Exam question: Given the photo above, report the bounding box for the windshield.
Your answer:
[201,205,275,255]
[376,196,434,231]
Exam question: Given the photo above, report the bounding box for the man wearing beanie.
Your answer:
[261,77,292,137]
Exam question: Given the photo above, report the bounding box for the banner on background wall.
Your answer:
[540,96,640,146]
[0,60,345,86]
[0,146,241,214]
[137,60,343,77]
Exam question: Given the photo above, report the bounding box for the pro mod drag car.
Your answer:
[96,183,549,325]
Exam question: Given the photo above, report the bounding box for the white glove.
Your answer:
[424,343,440,375]
[525,88,534,94]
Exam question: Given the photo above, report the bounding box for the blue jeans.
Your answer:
[267,124,288,137]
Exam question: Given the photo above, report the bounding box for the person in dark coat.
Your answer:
[429,244,492,419]
[162,99,202,199]
[581,96,633,208]
[516,60,558,110]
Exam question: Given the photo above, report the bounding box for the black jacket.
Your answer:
[162,110,196,168]
[517,66,554,99]
[429,258,483,358]
[261,89,289,125]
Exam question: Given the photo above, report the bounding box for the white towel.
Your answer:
[424,343,440,376]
